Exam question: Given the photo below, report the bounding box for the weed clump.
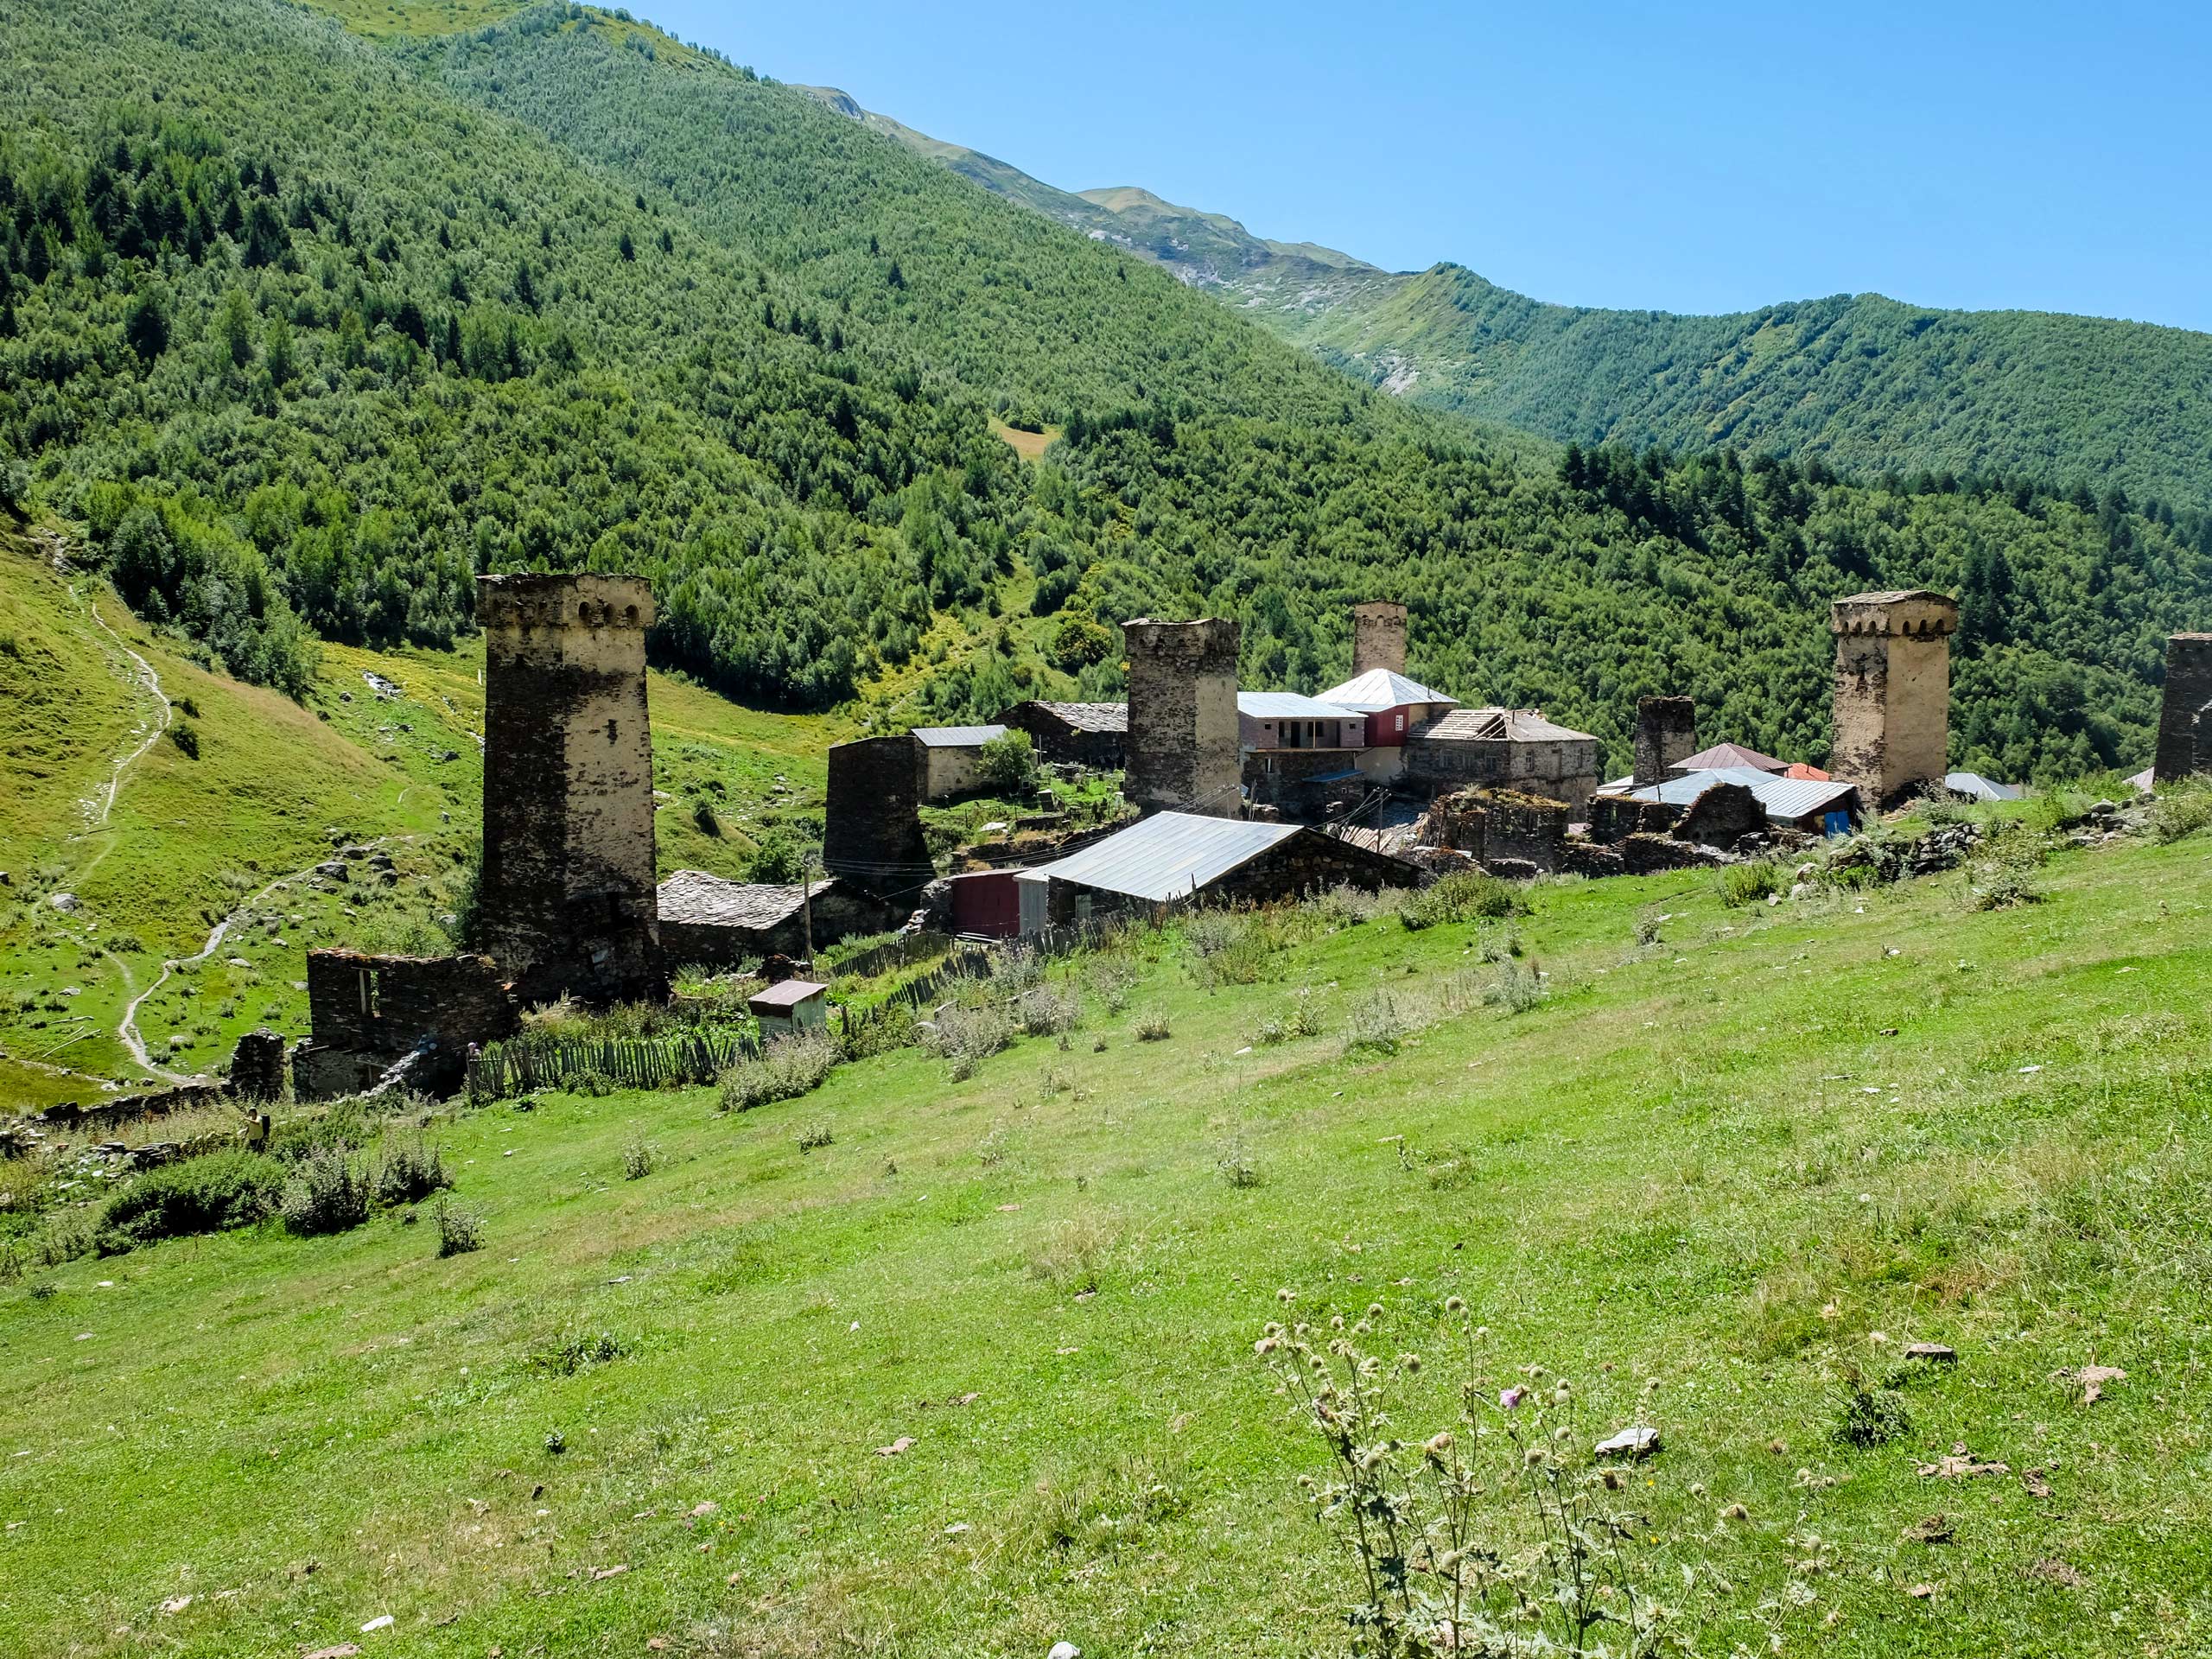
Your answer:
[435,1199,484,1257]
[1216,1137,1262,1189]
[1134,1012,1172,1043]
[531,1331,625,1376]
[718,1031,839,1112]
[1833,1383,1911,1448]
[1717,860,1788,908]
[94,1151,286,1255]
[1344,991,1406,1056]
[796,1122,834,1153]
[918,1003,1016,1079]
[280,1146,372,1236]
[1401,870,1522,931]
[2150,779,2212,844]
[620,1134,656,1180]
[373,1135,450,1207]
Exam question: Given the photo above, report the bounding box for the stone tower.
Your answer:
[476,573,663,1006]
[1351,601,1408,677]
[1122,617,1241,817]
[2155,633,2212,783]
[823,734,932,900]
[1632,696,1696,787]
[1829,589,1959,809]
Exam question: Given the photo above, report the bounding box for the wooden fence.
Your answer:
[466,1028,760,1100]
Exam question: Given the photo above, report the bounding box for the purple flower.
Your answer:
[1499,1385,1527,1412]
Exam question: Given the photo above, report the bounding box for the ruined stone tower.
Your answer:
[476,573,663,1005]
[1122,617,1241,817]
[1350,601,1408,677]
[1829,589,1959,809]
[1632,696,1696,787]
[2154,633,2212,783]
[823,734,933,900]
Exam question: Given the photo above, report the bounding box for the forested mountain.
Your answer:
[810,86,2212,512]
[2,0,2208,785]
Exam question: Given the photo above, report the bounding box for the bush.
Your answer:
[374,1135,451,1207]
[1344,992,1405,1055]
[280,1146,372,1236]
[621,1133,656,1179]
[796,1122,834,1152]
[917,1003,1016,1077]
[2150,779,2212,844]
[717,1031,839,1112]
[1484,959,1544,1014]
[1400,870,1522,931]
[95,1151,286,1255]
[531,1331,625,1375]
[1014,985,1080,1037]
[1135,1013,1172,1042]
[435,1200,484,1257]
[1716,860,1787,907]
[976,728,1039,794]
[1834,1384,1911,1448]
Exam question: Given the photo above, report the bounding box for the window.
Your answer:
[1395,710,1405,733]
[606,719,619,742]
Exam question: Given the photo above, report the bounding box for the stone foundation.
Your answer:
[296,950,518,1100]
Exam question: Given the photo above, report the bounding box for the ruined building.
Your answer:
[1123,617,1242,817]
[1350,601,1408,677]
[1829,589,1958,809]
[477,574,664,1004]
[1633,696,1697,787]
[2155,632,2212,783]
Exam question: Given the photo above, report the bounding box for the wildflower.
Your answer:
[1402,1353,1423,1373]
[1367,1302,1384,1319]
[1524,1446,1546,1465]
[1553,1383,1572,1405]
[1500,1385,1527,1411]
[1330,1313,1345,1331]
[1444,1295,1467,1314]
[1278,1287,1295,1305]
[1423,1431,1454,1459]
[1254,1336,1280,1356]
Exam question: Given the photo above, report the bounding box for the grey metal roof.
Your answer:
[1944,772,2024,802]
[1314,667,1459,712]
[1602,768,1857,820]
[912,723,1007,748]
[1237,691,1361,721]
[658,871,832,930]
[1037,810,1302,902]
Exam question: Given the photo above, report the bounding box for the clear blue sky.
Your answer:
[637,1,2212,333]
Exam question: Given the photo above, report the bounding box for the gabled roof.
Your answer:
[748,978,828,1010]
[1944,771,2024,802]
[912,723,1007,748]
[1672,741,1788,774]
[658,870,833,930]
[1313,667,1459,713]
[1602,767,1858,821]
[1014,700,1128,734]
[1237,690,1361,721]
[1410,708,1598,745]
[1037,811,1301,902]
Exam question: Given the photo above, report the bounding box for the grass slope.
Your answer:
[3,829,2209,1654]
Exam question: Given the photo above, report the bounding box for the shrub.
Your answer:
[717,1030,839,1112]
[976,728,1039,794]
[531,1331,625,1375]
[1344,991,1405,1055]
[95,1151,286,1255]
[1085,954,1140,1013]
[1400,870,1522,931]
[374,1135,450,1207]
[1834,1384,1911,1448]
[1485,958,1544,1014]
[2150,779,2212,844]
[1014,985,1080,1036]
[1216,1138,1261,1189]
[917,1003,1015,1077]
[621,1133,656,1180]
[1134,1013,1172,1042]
[435,1199,484,1256]
[1717,860,1787,907]
[281,1147,372,1236]
[168,721,200,760]
[796,1122,833,1153]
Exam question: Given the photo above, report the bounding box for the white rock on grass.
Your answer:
[1594,1425,1661,1460]
[1048,1644,1082,1659]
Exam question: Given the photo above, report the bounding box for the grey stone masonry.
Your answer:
[823,734,934,902]
[1830,590,1958,809]
[1122,617,1242,817]
[476,574,664,1006]
[1351,601,1408,677]
[1633,696,1696,787]
[2155,634,2212,783]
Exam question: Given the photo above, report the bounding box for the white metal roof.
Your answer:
[1944,772,2024,802]
[1037,811,1303,902]
[1602,767,1858,820]
[1237,691,1361,721]
[1313,667,1459,713]
[911,723,1007,748]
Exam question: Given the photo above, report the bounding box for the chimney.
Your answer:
[1829,590,1959,808]
[1632,696,1695,787]
[1122,617,1241,817]
[1350,601,1408,677]
[2154,633,2212,783]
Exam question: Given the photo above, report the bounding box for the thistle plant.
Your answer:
[1255,1294,1665,1658]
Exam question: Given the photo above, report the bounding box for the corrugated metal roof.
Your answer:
[1750,777,1861,820]
[1237,690,1361,721]
[1314,667,1459,712]
[1944,772,2024,802]
[1672,741,1788,773]
[1037,810,1301,902]
[658,870,831,929]
[1603,768,1858,820]
[912,723,1007,748]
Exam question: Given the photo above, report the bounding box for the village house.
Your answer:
[912,723,1009,801]
[656,869,895,969]
[995,700,1128,770]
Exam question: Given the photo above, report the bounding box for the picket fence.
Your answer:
[466,1028,760,1100]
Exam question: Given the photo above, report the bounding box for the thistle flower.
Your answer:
[1278,1287,1295,1305]
[1500,1385,1527,1411]
[1367,1302,1384,1319]
[1402,1353,1423,1373]
[1423,1431,1454,1459]
[1524,1446,1546,1465]
[1444,1295,1467,1314]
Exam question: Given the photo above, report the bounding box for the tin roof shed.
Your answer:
[1037,811,1305,903]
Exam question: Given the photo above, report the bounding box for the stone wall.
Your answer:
[1633,696,1696,786]
[995,702,1127,770]
[296,950,518,1099]
[2155,633,2212,782]
[823,734,933,901]
[1587,793,1678,844]
[476,573,663,1006]
[1482,791,1568,873]
[1123,617,1241,817]
[1674,781,1764,847]
[1350,601,1408,677]
[1830,590,1958,808]
[1402,734,1602,815]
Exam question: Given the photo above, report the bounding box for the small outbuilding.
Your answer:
[657,870,894,968]
[913,724,1010,801]
[747,978,830,1041]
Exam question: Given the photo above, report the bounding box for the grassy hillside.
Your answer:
[0,521,838,1107]
[3,814,2209,1653]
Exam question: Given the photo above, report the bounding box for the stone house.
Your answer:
[995,700,1128,770]
[913,723,1010,801]
[656,870,895,968]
